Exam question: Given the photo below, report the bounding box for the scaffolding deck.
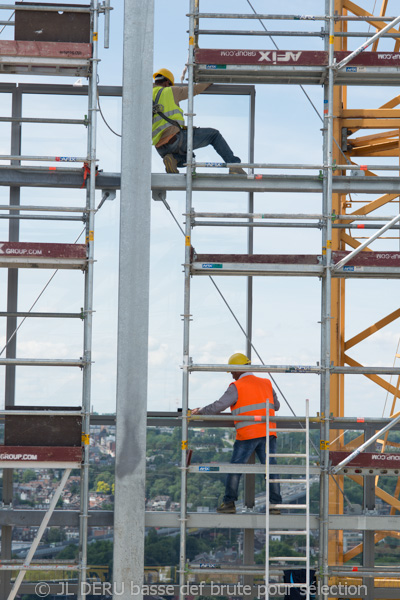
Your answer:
[195,49,400,85]
[0,40,92,76]
[0,445,82,468]
[0,241,87,269]
[191,251,400,278]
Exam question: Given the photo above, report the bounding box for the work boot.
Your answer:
[163,154,179,174]
[216,501,236,514]
[269,507,281,515]
[229,165,246,175]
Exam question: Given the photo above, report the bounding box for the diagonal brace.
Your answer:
[7,468,72,600]
[333,212,400,271]
[331,416,400,474]
[334,14,400,71]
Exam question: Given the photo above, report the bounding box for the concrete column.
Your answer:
[113,2,154,598]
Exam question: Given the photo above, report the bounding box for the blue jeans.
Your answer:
[223,436,282,505]
[156,127,241,168]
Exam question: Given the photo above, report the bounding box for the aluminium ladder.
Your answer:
[266,399,311,600]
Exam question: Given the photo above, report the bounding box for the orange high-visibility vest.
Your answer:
[231,375,276,440]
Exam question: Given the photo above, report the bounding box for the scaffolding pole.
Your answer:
[77,2,98,597]
[1,82,22,600]
[319,1,335,597]
[179,2,196,598]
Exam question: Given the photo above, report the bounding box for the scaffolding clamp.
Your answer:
[181,355,192,371]
[81,162,100,189]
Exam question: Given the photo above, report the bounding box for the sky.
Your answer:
[0,0,399,420]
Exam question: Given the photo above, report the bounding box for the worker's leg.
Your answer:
[254,436,282,504]
[223,438,258,503]
[268,435,282,504]
[155,131,187,168]
[192,127,242,164]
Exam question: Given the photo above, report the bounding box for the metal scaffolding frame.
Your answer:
[0,2,105,598]
[2,1,400,597]
[168,2,400,599]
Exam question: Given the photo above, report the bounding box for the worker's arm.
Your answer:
[172,83,212,103]
[273,389,280,412]
[191,385,280,415]
[191,383,238,415]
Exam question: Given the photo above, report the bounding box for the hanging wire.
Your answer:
[158,197,321,458]
[0,193,109,358]
[97,76,121,138]
[366,0,378,42]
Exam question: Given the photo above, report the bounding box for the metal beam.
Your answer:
[0,509,113,528]
[113,2,153,599]
[3,169,400,194]
[0,508,398,532]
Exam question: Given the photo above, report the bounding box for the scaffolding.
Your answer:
[0,1,110,598]
[3,1,400,598]
[167,1,400,599]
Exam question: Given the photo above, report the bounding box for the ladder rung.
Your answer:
[270,428,306,432]
[270,557,308,561]
[267,478,307,483]
[269,453,307,457]
[273,504,307,509]
[281,583,313,588]
[268,530,307,535]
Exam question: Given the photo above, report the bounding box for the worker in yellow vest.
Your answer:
[191,352,282,514]
[152,68,245,175]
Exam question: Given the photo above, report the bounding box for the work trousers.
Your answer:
[223,435,282,505]
[156,127,241,167]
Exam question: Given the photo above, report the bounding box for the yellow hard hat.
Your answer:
[153,68,174,85]
[228,353,251,366]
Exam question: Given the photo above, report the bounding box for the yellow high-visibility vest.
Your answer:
[152,86,184,146]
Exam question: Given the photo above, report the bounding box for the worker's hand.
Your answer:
[191,407,201,415]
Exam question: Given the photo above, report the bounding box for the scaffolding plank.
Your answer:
[0,242,86,269]
[0,41,91,76]
[0,40,92,59]
[0,445,82,463]
[195,49,400,85]
[192,251,400,277]
[196,49,400,67]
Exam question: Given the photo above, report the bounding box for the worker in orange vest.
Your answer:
[191,353,282,514]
